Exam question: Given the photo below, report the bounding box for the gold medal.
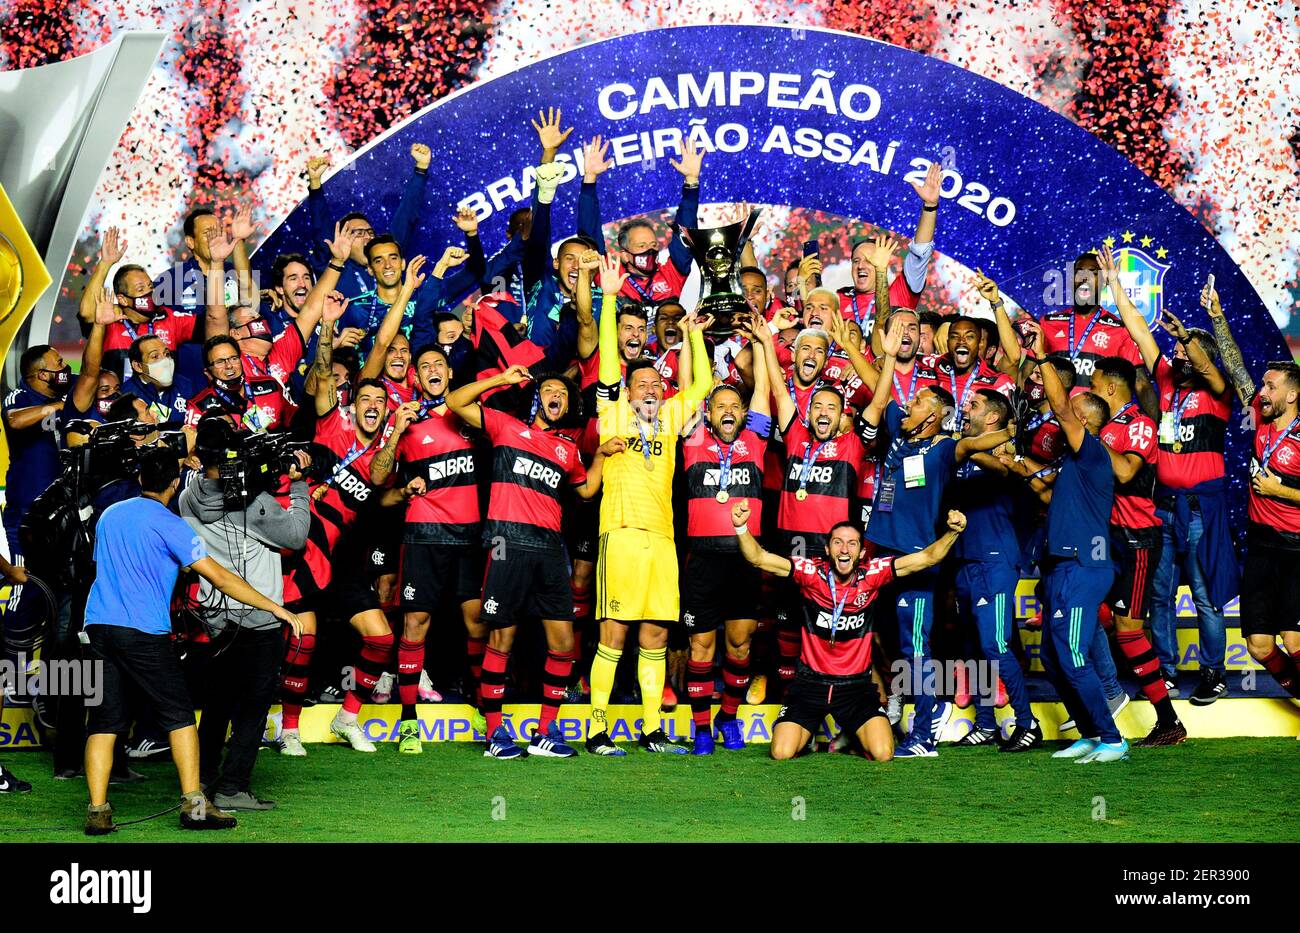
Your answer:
[715,490,729,504]
[1172,441,1183,453]
[795,488,809,501]
[644,457,654,472]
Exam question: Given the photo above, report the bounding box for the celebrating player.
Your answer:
[731,500,967,762]
[586,253,711,756]
[445,366,624,758]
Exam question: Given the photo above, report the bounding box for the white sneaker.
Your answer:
[372,672,396,705]
[279,730,307,757]
[930,701,954,742]
[417,670,442,703]
[886,691,903,727]
[330,715,376,752]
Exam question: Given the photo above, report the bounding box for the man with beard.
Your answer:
[348,230,477,360]
[446,367,624,758]
[370,344,486,753]
[1090,356,1187,745]
[121,335,193,425]
[1103,249,1242,705]
[276,298,424,755]
[681,328,772,754]
[584,255,711,756]
[261,251,365,396]
[950,390,1041,751]
[185,335,296,432]
[578,137,703,305]
[1239,361,1300,706]
[863,353,1014,758]
[733,503,968,763]
[354,255,427,410]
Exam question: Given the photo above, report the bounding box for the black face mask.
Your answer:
[213,375,245,394]
[41,366,73,396]
[1025,380,1047,405]
[1171,358,1193,381]
[628,248,658,276]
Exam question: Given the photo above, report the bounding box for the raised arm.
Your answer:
[863,315,904,428]
[578,136,612,253]
[1202,282,1255,405]
[975,268,1029,374]
[575,249,601,360]
[312,291,348,416]
[78,227,127,326]
[390,144,431,248]
[445,366,530,431]
[370,401,419,486]
[1098,244,1159,371]
[864,234,899,359]
[667,139,703,274]
[731,500,793,576]
[680,311,714,407]
[748,319,772,418]
[894,511,966,577]
[360,255,426,382]
[824,307,877,388]
[596,253,627,387]
[1039,353,1086,451]
[71,298,115,415]
[1158,307,1227,396]
[752,313,795,429]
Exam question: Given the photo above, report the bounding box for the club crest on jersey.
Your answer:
[1275,446,1294,467]
[1108,244,1170,329]
[554,444,568,463]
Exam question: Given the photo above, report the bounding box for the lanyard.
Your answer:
[211,382,245,414]
[1067,309,1103,359]
[1261,416,1300,469]
[717,441,735,493]
[1025,410,1053,435]
[417,396,444,420]
[1170,388,1197,440]
[382,376,409,406]
[850,290,870,326]
[328,440,368,487]
[825,570,852,645]
[120,317,156,343]
[635,414,660,466]
[245,354,268,379]
[893,364,920,405]
[798,440,827,491]
[624,272,654,304]
[788,377,815,426]
[948,363,979,426]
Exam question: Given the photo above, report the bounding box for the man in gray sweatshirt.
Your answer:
[180,416,311,810]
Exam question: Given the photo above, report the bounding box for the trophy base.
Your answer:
[699,291,748,338]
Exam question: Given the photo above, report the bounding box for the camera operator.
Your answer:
[180,416,311,810]
[82,446,303,835]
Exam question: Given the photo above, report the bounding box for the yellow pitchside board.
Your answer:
[0,182,54,483]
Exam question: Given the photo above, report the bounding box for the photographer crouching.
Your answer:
[83,446,303,835]
[180,416,311,811]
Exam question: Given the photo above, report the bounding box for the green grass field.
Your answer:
[4,738,1295,842]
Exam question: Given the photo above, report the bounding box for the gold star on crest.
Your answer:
[1155,247,1168,259]
[1102,236,1116,248]
[1121,231,1135,243]
[1140,235,1153,248]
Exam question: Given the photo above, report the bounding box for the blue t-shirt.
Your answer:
[2,383,89,536]
[1046,430,1115,566]
[866,402,958,554]
[84,497,207,635]
[953,459,1021,567]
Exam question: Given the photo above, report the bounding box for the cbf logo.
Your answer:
[1105,240,1170,329]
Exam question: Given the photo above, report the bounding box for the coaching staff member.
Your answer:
[83,447,303,835]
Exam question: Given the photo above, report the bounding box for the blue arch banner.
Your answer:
[258,24,1282,514]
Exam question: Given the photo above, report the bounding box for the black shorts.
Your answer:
[363,511,405,577]
[682,550,760,631]
[399,543,485,613]
[1106,527,1162,620]
[481,543,573,629]
[84,624,196,735]
[1240,537,1300,637]
[775,672,884,737]
[565,497,599,563]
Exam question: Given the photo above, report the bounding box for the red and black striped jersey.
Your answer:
[104,307,198,353]
[1151,355,1229,489]
[395,407,480,545]
[1040,307,1143,379]
[837,274,919,327]
[481,408,585,548]
[1024,410,1066,466]
[790,554,895,677]
[777,416,864,549]
[914,354,1013,431]
[1100,402,1160,532]
[184,375,296,431]
[682,423,767,551]
[242,324,305,388]
[1248,396,1300,536]
[282,407,382,604]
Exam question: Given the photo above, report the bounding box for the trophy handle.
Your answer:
[737,209,761,249]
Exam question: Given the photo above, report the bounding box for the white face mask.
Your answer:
[146,357,175,387]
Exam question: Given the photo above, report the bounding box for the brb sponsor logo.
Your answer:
[428,455,474,481]
[788,462,833,484]
[512,455,563,488]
